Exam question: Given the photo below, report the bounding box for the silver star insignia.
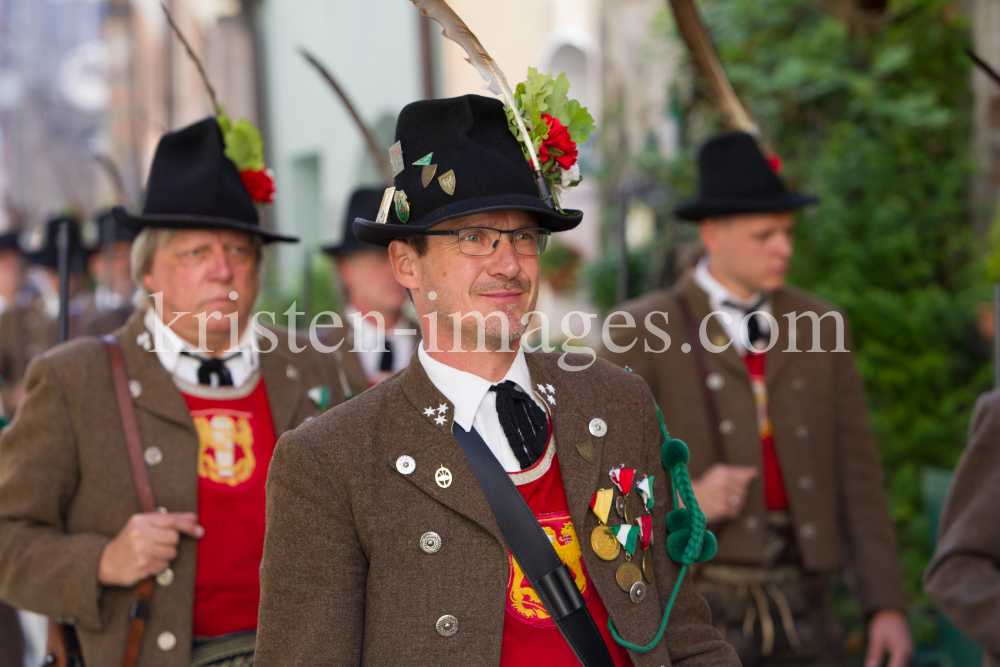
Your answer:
[536,383,547,394]
[546,384,555,394]
[136,331,152,351]
[434,415,447,425]
[437,403,449,414]
[547,395,556,405]
[423,407,436,417]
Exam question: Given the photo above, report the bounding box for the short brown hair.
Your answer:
[400,235,428,256]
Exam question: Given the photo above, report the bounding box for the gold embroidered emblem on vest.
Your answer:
[194,413,256,486]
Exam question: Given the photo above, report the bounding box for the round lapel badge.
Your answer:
[435,465,453,488]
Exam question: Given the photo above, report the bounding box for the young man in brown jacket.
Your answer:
[924,389,1000,667]
[601,133,912,667]
[0,117,345,666]
[256,95,739,667]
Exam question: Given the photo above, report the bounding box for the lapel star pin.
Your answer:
[434,415,447,426]
[136,331,152,351]
[546,394,556,406]
[437,404,449,414]
[536,384,547,394]
[424,406,437,417]
[546,384,555,394]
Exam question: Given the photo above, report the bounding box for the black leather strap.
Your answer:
[452,423,616,667]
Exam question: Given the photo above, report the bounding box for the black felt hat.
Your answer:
[675,132,818,222]
[22,217,89,273]
[322,189,384,256]
[83,209,137,253]
[0,231,20,253]
[354,95,582,247]
[112,118,297,243]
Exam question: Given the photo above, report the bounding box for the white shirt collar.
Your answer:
[143,308,259,388]
[694,256,767,311]
[693,256,772,351]
[417,344,535,433]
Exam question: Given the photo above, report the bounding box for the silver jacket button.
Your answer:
[128,380,142,398]
[706,373,725,391]
[790,378,805,391]
[588,418,607,438]
[795,425,810,441]
[800,523,817,539]
[798,475,814,491]
[396,455,415,475]
[157,631,177,651]
[744,516,760,532]
[156,568,174,587]
[719,419,735,435]
[436,615,458,637]
[286,364,299,380]
[144,447,163,467]
[420,532,442,554]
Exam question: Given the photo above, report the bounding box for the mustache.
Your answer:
[472,278,532,295]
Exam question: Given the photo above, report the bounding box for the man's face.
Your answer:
[336,249,407,318]
[142,229,259,350]
[0,248,22,299]
[88,240,134,295]
[700,212,795,296]
[390,210,541,351]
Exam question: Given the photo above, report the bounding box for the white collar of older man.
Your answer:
[143,308,259,388]
[417,343,544,473]
[693,256,772,347]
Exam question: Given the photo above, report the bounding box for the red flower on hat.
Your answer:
[767,154,784,175]
[240,168,275,204]
[538,114,578,172]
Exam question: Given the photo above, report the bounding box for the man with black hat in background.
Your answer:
[81,208,138,336]
[0,215,90,413]
[600,133,912,667]
[256,94,738,667]
[0,230,23,318]
[0,115,345,666]
[321,188,417,396]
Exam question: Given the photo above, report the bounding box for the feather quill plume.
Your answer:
[968,49,1000,89]
[409,0,543,176]
[299,48,394,185]
[161,3,220,114]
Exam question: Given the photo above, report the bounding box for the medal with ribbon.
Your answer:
[613,524,643,594]
[635,514,654,585]
[589,489,619,561]
[636,475,654,512]
[610,466,637,520]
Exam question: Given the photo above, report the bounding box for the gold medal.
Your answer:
[615,495,626,518]
[616,561,642,593]
[590,525,620,561]
[642,549,654,583]
[624,497,637,525]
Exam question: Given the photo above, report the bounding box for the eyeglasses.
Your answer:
[421,227,551,257]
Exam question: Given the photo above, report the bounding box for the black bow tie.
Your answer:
[182,351,239,387]
[490,381,548,470]
[722,296,769,346]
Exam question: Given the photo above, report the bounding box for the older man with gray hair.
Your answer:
[0,117,345,667]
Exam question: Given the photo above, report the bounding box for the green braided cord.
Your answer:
[607,565,687,652]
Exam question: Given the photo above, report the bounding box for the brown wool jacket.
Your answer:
[326,315,422,398]
[599,276,907,615]
[255,350,740,667]
[924,390,1000,667]
[0,311,345,667]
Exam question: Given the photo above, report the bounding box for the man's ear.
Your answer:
[699,220,718,255]
[388,240,420,291]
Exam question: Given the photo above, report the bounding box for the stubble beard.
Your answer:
[430,277,535,352]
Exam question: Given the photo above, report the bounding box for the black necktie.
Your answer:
[379,340,394,372]
[723,296,768,347]
[490,381,548,470]
[182,351,236,387]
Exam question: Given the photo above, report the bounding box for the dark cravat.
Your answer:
[723,296,769,347]
[182,351,237,387]
[379,340,394,372]
[490,381,548,470]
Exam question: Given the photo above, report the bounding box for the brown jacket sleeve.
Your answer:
[0,355,109,630]
[923,390,1000,654]
[636,375,739,666]
[256,426,367,666]
[833,321,907,614]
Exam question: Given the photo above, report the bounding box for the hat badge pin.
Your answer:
[438,169,456,196]
[393,190,410,224]
[414,152,437,188]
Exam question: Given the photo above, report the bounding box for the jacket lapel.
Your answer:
[115,312,196,434]
[765,287,798,384]
[260,344,303,436]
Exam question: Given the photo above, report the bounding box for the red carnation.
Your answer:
[767,154,784,175]
[537,114,578,172]
[240,168,275,204]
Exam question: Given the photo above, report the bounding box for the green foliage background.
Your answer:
[603,0,992,644]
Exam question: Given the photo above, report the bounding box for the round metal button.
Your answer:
[706,373,725,392]
[128,380,142,398]
[157,631,177,651]
[436,614,459,637]
[629,581,647,604]
[795,425,810,441]
[420,531,442,554]
[790,378,805,392]
[143,446,163,467]
[396,455,416,475]
[285,364,299,380]
[800,523,817,539]
[588,418,608,438]
[798,475,814,491]
[719,419,735,435]
[156,568,174,587]
[744,516,760,532]
[156,506,168,514]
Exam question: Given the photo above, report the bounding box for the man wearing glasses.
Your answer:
[255,95,737,666]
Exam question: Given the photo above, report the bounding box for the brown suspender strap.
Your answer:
[674,292,729,465]
[102,336,156,667]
